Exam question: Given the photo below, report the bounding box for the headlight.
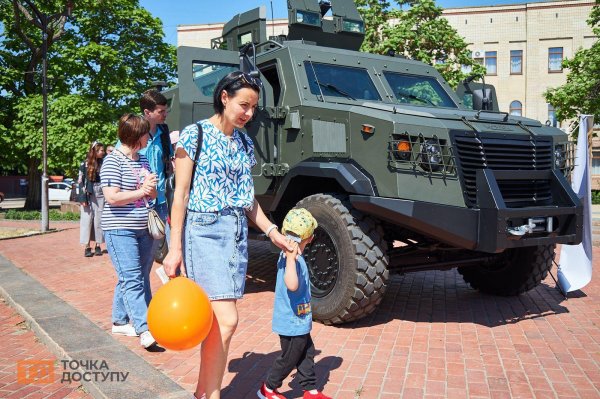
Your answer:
[420,139,443,172]
[554,144,567,169]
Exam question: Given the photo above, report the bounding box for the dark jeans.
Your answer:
[266,334,316,391]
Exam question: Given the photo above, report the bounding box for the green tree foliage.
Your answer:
[13,95,115,178]
[545,1,600,123]
[0,0,176,209]
[356,0,485,88]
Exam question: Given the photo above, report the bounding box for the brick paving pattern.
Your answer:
[0,295,91,399]
[0,219,599,398]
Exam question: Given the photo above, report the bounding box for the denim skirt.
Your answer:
[183,207,248,300]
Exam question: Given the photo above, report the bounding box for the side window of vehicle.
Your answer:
[192,62,238,97]
[259,62,282,106]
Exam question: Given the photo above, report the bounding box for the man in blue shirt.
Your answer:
[139,89,171,219]
[138,90,172,260]
[258,208,332,399]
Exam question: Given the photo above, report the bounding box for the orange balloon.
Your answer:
[148,277,213,351]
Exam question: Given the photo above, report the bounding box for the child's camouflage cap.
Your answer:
[281,208,318,241]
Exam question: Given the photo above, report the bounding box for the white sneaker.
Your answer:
[140,331,156,348]
[111,324,138,337]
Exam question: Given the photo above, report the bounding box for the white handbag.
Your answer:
[145,197,165,240]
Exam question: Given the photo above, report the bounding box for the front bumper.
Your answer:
[350,169,582,253]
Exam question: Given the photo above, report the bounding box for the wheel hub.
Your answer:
[304,227,339,297]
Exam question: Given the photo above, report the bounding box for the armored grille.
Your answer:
[453,133,553,208]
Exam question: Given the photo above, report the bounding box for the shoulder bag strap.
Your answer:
[158,124,172,175]
[238,131,249,153]
[190,122,203,184]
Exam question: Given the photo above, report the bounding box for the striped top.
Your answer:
[100,152,153,231]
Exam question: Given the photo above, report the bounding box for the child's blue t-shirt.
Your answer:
[272,252,312,336]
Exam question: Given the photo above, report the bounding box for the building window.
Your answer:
[547,104,559,127]
[510,50,523,74]
[592,149,600,177]
[485,51,497,75]
[509,100,522,116]
[548,47,563,72]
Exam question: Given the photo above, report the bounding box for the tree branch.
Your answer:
[12,1,36,51]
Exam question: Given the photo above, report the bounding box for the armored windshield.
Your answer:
[383,71,458,108]
[305,62,381,101]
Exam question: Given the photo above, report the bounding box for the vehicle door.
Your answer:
[175,46,276,195]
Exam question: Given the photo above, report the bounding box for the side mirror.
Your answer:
[472,88,494,111]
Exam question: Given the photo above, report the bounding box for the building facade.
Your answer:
[443,0,595,127]
[177,0,598,185]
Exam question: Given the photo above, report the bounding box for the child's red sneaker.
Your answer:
[303,390,331,399]
[257,382,286,399]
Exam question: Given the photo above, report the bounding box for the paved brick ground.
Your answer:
[1,219,600,398]
[0,295,91,399]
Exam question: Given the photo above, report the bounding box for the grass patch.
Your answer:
[5,209,80,221]
[0,227,41,239]
[593,190,600,205]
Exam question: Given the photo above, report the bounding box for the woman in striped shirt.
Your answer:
[101,114,158,349]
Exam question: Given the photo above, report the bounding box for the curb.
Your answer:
[0,254,190,399]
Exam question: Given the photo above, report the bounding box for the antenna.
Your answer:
[270,0,275,38]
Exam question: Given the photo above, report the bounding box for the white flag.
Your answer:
[558,115,594,292]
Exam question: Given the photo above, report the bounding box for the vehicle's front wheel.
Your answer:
[458,244,556,296]
[296,194,389,325]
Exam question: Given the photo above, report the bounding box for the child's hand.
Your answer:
[284,242,299,258]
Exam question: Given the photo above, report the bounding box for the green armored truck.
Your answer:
[163,0,582,325]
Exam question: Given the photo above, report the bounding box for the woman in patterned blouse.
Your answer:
[163,71,292,399]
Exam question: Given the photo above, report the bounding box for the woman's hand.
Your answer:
[162,249,186,278]
[141,173,157,196]
[270,229,295,253]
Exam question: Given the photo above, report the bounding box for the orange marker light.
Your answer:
[361,124,375,134]
[397,140,411,152]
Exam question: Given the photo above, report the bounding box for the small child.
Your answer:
[257,208,331,399]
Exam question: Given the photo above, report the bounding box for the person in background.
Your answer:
[139,90,172,239]
[78,141,105,257]
[102,114,157,349]
[163,71,292,399]
[106,145,115,155]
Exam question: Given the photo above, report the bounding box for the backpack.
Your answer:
[158,123,173,177]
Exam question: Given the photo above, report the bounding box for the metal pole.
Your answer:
[41,14,49,232]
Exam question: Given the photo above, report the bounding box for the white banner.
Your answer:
[558,115,594,292]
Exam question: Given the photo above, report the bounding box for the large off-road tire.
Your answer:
[296,194,389,325]
[458,244,556,296]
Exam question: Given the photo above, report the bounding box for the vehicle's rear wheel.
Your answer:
[296,194,389,324]
[458,244,556,296]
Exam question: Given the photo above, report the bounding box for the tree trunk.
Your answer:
[24,158,41,210]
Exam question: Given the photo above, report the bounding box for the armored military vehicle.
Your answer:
[164,0,582,325]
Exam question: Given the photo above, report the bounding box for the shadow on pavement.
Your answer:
[225,350,342,398]
[339,272,570,330]
[246,242,570,329]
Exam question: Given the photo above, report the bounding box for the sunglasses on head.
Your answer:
[234,72,261,90]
